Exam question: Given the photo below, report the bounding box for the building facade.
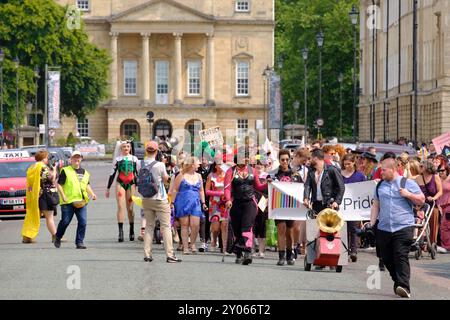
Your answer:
[359,0,450,144]
[54,0,274,149]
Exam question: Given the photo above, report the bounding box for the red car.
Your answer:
[0,150,35,218]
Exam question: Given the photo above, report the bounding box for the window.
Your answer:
[187,61,201,96]
[236,1,250,12]
[122,122,139,138]
[155,61,169,104]
[124,60,137,96]
[77,0,89,11]
[237,119,248,139]
[236,61,249,96]
[77,118,89,137]
[154,120,172,139]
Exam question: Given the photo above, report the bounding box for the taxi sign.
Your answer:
[0,150,31,159]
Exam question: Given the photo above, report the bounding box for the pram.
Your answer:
[411,200,437,260]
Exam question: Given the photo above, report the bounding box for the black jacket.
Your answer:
[303,164,345,205]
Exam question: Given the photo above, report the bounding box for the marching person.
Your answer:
[198,156,212,252]
[172,156,207,254]
[54,151,97,249]
[106,141,139,242]
[139,141,181,263]
[370,155,425,298]
[303,149,345,214]
[341,153,366,262]
[22,150,59,243]
[267,149,302,266]
[224,147,268,265]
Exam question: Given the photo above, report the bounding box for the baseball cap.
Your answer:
[146,141,159,152]
[71,151,83,158]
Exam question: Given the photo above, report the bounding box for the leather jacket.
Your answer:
[303,164,345,205]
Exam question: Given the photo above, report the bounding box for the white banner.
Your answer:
[199,126,224,149]
[48,71,60,128]
[268,181,377,221]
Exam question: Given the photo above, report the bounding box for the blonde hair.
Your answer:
[181,156,200,173]
[409,160,420,177]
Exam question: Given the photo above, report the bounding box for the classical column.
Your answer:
[173,32,183,105]
[110,32,119,100]
[141,33,151,102]
[206,33,215,106]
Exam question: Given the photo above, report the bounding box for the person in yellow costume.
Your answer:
[54,151,97,249]
[22,150,58,243]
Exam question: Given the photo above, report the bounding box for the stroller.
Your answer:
[411,200,437,260]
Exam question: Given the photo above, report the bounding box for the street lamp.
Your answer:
[0,48,4,147]
[316,31,324,140]
[34,66,40,143]
[293,100,300,139]
[277,55,285,140]
[302,48,308,144]
[262,65,272,133]
[13,56,19,148]
[338,72,344,140]
[349,4,359,143]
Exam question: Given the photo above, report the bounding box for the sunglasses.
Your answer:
[280,158,290,162]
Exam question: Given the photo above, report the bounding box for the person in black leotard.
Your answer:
[106,141,139,242]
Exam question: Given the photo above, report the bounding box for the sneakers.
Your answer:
[144,256,153,262]
[76,244,87,249]
[379,259,386,271]
[22,236,36,244]
[437,246,448,254]
[277,251,286,266]
[235,252,244,264]
[199,243,207,253]
[395,286,411,298]
[166,256,182,263]
[242,252,252,265]
[253,252,265,259]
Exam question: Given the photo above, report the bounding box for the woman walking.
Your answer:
[437,163,450,253]
[106,141,139,242]
[172,157,208,254]
[341,154,366,262]
[205,160,228,253]
[22,150,59,243]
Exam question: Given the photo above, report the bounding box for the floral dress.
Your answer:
[208,173,228,222]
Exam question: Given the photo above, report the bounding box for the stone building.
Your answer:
[54,0,275,149]
[359,0,450,143]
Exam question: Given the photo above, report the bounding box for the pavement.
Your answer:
[0,161,449,300]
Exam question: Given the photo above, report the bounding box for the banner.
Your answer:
[48,71,60,129]
[268,181,377,221]
[268,73,282,129]
[199,126,224,149]
[432,131,450,154]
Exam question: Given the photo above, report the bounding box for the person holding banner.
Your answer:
[267,149,302,266]
[341,154,366,262]
[224,147,268,265]
[303,149,345,214]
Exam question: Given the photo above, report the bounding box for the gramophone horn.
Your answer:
[316,208,344,234]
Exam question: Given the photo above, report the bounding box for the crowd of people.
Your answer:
[20,136,450,297]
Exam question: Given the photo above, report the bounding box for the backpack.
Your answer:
[137,160,159,198]
[375,176,407,199]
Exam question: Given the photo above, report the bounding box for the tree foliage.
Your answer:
[276,0,359,140]
[0,0,111,130]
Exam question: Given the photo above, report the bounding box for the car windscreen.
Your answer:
[0,161,34,178]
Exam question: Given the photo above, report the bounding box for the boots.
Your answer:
[235,251,244,264]
[286,249,295,265]
[277,250,286,266]
[118,223,124,242]
[129,223,135,241]
[242,251,252,265]
[379,258,385,271]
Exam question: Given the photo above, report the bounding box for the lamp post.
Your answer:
[0,48,4,147]
[302,48,308,144]
[13,57,19,148]
[349,4,359,143]
[293,100,299,139]
[338,72,344,140]
[262,65,272,134]
[316,31,324,140]
[277,55,284,140]
[34,66,39,132]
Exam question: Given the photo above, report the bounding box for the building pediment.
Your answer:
[232,52,254,60]
[110,0,215,23]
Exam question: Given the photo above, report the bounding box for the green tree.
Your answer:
[276,0,359,141]
[0,0,111,130]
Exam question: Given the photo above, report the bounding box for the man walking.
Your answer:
[54,151,97,249]
[139,141,181,263]
[370,154,425,298]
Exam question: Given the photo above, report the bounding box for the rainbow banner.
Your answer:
[269,181,377,221]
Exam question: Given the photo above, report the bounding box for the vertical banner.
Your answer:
[268,73,282,129]
[48,71,61,129]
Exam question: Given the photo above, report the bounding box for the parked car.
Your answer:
[21,146,67,169]
[132,141,145,160]
[355,143,417,160]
